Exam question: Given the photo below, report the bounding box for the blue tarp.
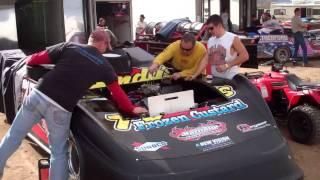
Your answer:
[156,18,191,42]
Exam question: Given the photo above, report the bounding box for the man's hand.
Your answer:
[185,75,197,81]
[172,72,182,80]
[148,63,159,75]
[133,106,148,115]
[216,63,229,73]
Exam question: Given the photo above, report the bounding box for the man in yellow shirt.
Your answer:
[148,33,206,80]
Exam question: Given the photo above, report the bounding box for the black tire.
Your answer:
[274,47,291,63]
[68,132,84,180]
[288,105,320,144]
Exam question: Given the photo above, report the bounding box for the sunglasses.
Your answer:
[207,26,214,31]
[180,45,194,52]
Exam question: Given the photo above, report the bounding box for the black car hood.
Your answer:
[78,97,276,161]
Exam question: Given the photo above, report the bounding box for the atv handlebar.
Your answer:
[243,71,264,79]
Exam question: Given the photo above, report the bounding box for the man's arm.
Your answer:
[107,80,148,115]
[153,43,176,65]
[27,42,67,65]
[228,37,249,67]
[26,50,52,65]
[149,42,176,74]
[298,19,307,29]
[216,36,249,72]
[107,80,135,113]
[185,53,208,80]
[179,53,206,77]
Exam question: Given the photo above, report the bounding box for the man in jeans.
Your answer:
[0,30,148,180]
[291,8,309,66]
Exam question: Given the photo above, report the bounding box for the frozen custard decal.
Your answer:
[105,99,248,132]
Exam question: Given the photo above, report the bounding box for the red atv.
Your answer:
[245,63,320,144]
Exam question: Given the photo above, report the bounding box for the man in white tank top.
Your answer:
[187,14,249,80]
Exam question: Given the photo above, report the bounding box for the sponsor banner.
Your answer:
[105,99,248,132]
[237,121,271,133]
[132,141,169,152]
[196,136,234,152]
[169,120,227,141]
[118,66,170,85]
[259,35,289,43]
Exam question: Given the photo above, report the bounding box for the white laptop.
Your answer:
[148,90,195,116]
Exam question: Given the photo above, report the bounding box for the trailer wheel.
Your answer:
[68,132,84,180]
[274,47,291,63]
[288,105,320,144]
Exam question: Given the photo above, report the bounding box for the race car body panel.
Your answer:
[0,48,303,180]
[70,75,303,180]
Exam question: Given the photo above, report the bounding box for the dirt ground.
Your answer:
[0,60,320,180]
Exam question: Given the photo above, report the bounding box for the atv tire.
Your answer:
[274,47,291,64]
[288,105,320,144]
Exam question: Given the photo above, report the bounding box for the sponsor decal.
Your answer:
[132,141,169,152]
[105,113,133,131]
[214,85,236,98]
[237,121,271,133]
[189,99,248,119]
[105,99,248,132]
[118,66,170,85]
[132,115,191,132]
[90,66,170,89]
[196,136,234,152]
[169,120,227,141]
[260,35,289,43]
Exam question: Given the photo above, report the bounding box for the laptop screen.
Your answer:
[147,90,195,116]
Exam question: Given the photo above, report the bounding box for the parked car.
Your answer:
[0,48,303,180]
[256,28,320,63]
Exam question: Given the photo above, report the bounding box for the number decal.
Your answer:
[215,85,236,98]
[105,114,132,131]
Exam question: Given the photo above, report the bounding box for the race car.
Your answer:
[255,28,320,63]
[0,48,303,180]
[135,19,320,64]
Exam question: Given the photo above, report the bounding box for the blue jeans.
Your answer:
[0,90,72,180]
[293,32,308,64]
